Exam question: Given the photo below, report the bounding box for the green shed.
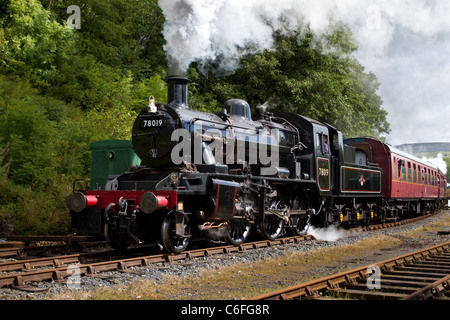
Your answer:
[89,140,141,189]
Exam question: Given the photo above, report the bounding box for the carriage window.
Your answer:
[407,162,412,182]
[402,162,406,181]
[397,159,405,181]
[393,158,396,179]
[413,164,417,183]
[418,166,422,184]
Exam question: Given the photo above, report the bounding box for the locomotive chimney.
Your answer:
[167,75,190,108]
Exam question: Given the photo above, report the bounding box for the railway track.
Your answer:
[0,235,95,258]
[0,211,441,293]
[250,240,450,300]
[1,211,437,259]
[0,235,313,291]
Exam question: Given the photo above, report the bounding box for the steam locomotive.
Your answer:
[67,76,447,253]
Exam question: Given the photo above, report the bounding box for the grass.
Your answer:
[404,213,450,238]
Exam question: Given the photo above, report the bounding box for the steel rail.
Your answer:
[0,254,82,273]
[0,235,313,291]
[249,240,450,300]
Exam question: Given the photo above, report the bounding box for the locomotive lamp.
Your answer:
[147,95,157,113]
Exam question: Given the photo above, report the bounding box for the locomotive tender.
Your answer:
[67,76,447,253]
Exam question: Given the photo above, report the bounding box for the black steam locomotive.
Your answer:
[67,76,447,253]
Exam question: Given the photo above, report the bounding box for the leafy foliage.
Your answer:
[0,140,10,192]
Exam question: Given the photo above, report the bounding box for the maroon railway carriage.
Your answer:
[345,137,447,219]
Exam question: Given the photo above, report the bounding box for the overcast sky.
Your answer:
[346,1,450,146]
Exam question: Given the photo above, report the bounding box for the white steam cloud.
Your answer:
[308,225,347,242]
[158,0,450,144]
[158,0,450,74]
[421,153,448,175]
[158,0,355,74]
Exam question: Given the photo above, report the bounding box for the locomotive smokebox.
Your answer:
[167,75,190,108]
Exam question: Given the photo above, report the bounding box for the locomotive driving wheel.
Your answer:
[289,193,311,236]
[223,198,253,246]
[223,219,251,246]
[261,189,286,240]
[161,210,191,253]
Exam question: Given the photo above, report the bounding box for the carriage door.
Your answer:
[316,130,331,193]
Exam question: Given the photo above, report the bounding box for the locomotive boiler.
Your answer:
[67,75,447,253]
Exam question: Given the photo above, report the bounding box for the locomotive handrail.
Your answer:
[188,117,264,131]
[72,179,89,193]
[132,131,157,138]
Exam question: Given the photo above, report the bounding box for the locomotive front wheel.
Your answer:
[223,219,251,246]
[161,211,191,253]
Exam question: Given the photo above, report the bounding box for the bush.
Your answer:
[0,75,138,235]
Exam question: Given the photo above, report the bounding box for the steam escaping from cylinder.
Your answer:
[308,225,347,242]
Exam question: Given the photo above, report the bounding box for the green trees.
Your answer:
[0,0,390,234]
[0,74,141,234]
[1,0,167,109]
